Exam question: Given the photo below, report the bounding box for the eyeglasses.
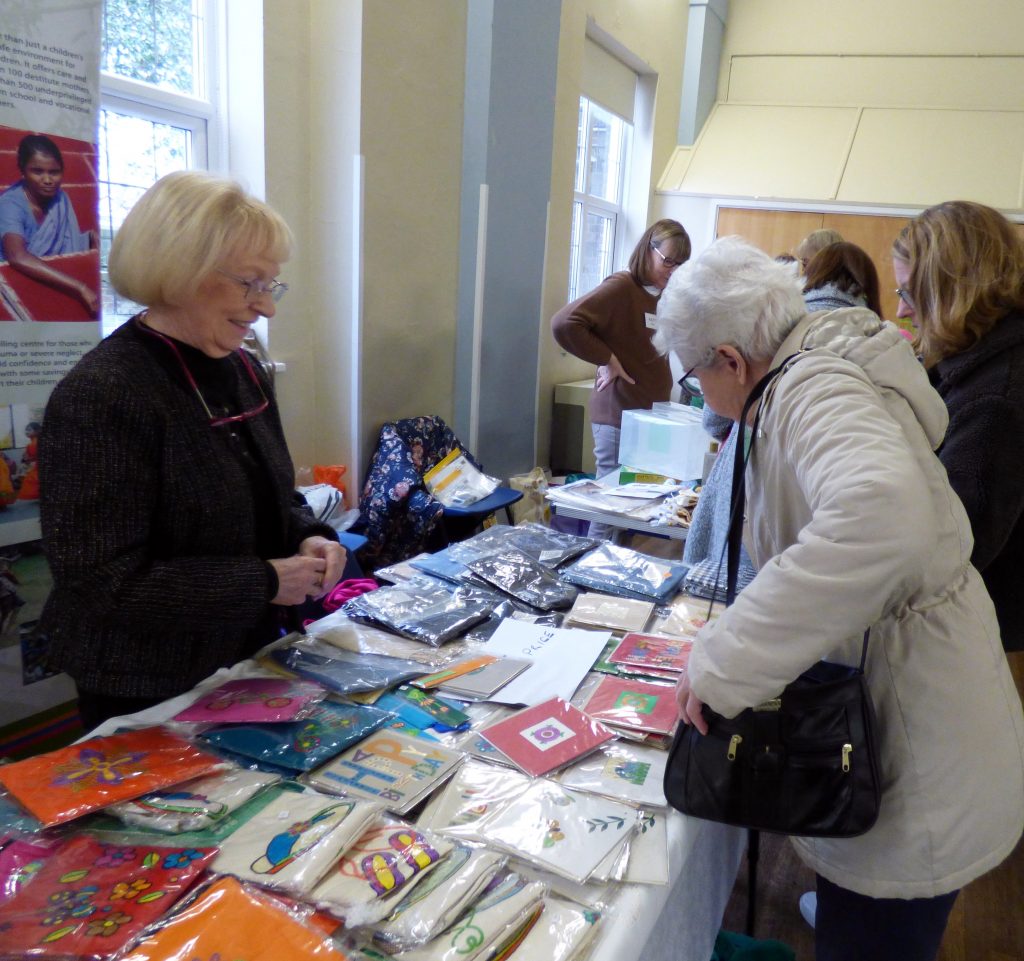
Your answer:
[137,319,270,427]
[218,269,289,303]
[895,287,914,309]
[678,364,703,400]
[650,243,685,269]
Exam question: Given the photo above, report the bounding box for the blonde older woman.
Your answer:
[654,237,1024,961]
[39,172,345,727]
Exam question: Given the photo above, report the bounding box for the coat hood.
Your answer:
[770,308,948,450]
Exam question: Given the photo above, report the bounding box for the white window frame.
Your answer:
[568,95,633,302]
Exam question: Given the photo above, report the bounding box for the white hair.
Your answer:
[653,236,807,369]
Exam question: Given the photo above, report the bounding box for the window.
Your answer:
[568,96,632,302]
[98,0,217,335]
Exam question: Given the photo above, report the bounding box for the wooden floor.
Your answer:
[721,653,1024,960]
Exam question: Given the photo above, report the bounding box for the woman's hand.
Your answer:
[268,555,327,605]
[674,668,708,734]
[298,535,347,597]
[595,353,636,391]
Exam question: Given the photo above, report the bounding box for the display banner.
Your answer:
[0,0,101,409]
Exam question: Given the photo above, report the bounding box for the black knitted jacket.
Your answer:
[38,319,335,697]
[933,308,1024,652]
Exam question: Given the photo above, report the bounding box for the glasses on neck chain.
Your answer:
[218,269,289,303]
[137,318,270,427]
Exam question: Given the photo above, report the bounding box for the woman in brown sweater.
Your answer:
[551,219,690,533]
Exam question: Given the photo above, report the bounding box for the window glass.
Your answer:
[101,0,204,98]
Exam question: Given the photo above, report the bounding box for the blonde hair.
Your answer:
[108,171,292,307]
[892,201,1024,366]
[795,228,843,267]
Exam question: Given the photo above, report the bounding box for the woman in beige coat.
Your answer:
[654,237,1024,961]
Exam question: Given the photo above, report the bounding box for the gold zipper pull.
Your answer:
[727,734,743,761]
[842,743,852,772]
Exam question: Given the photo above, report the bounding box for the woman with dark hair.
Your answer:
[893,200,1024,654]
[0,133,98,315]
[551,219,690,533]
[803,240,883,317]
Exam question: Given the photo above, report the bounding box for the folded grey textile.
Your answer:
[454,522,600,568]
[560,542,687,604]
[465,548,579,611]
[681,555,755,601]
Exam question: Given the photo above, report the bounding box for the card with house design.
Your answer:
[305,729,463,814]
[556,741,668,809]
[478,697,616,777]
[580,676,679,737]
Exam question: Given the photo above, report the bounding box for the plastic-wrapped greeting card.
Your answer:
[0,835,60,905]
[556,741,668,809]
[0,727,224,827]
[0,835,215,958]
[608,632,692,673]
[201,699,396,771]
[105,766,280,833]
[211,790,383,896]
[478,697,616,777]
[310,819,453,924]
[505,896,602,961]
[373,844,506,953]
[416,760,531,842]
[119,875,345,960]
[172,677,327,723]
[579,676,679,736]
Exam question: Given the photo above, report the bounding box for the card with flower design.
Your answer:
[475,780,637,884]
[506,896,602,961]
[0,835,215,958]
[304,730,463,814]
[555,741,668,809]
[104,766,280,834]
[477,697,616,777]
[608,633,693,673]
[579,676,679,736]
[394,872,547,961]
[373,844,505,953]
[0,727,225,827]
[172,677,327,723]
[119,875,344,960]
[310,818,453,925]
[201,698,396,772]
[416,760,531,842]
[620,810,670,885]
[211,790,383,897]
[0,835,60,905]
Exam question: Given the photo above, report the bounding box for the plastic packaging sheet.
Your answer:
[507,895,603,961]
[118,875,346,960]
[378,871,548,961]
[416,759,532,841]
[343,578,493,646]
[0,727,226,828]
[310,818,453,926]
[201,699,396,772]
[473,780,637,884]
[555,740,669,809]
[0,834,216,959]
[455,522,599,568]
[104,766,280,834]
[559,543,688,604]
[170,676,327,724]
[464,549,579,611]
[210,790,383,896]
[269,637,427,694]
[306,610,474,669]
[372,844,506,953]
[0,834,60,905]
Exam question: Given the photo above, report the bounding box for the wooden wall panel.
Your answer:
[715,207,914,324]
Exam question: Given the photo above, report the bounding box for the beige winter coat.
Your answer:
[687,308,1024,898]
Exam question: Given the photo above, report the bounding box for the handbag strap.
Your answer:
[724,352,870,669]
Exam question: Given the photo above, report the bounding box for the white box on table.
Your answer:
[618,406,707,481]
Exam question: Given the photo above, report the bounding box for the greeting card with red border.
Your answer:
[580,675,679,736]
[478,697,616,777]
[607,633,692,674]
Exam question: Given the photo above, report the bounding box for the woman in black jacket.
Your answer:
[893,200,1024,653]
[39,171,345,727]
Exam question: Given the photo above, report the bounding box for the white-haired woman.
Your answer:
[39,171,345,728]
[654,237,1024,961]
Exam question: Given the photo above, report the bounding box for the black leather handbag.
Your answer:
[663,356,882,839]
